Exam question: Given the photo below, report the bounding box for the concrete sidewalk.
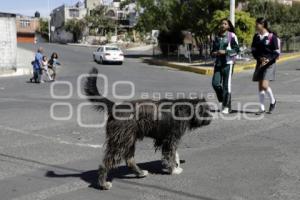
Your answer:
[0,47,34,77]
[143,52,300,75]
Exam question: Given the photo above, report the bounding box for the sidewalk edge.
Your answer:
[143,53,300,76]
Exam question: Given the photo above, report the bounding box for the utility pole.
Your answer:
[230,0,235,26]
[48,0,51,43]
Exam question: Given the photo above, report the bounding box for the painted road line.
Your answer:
[0,125,103,149]
[11,181,89,200]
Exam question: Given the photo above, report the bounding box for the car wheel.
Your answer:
[118,62,123,65]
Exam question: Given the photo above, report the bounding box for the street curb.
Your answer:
[0,68,32,78]
[143,53,300,76]
[143,59,214,75]
[234,53,300,74]
[67,43,99,48]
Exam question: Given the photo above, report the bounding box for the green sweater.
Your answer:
[212,31,240,66]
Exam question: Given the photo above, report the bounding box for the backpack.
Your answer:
[227,32,237,62]
[268,33,281,59]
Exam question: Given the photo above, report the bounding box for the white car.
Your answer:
[93,46,124,65]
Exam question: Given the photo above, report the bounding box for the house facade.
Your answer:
[50,4,87,43]
[16,15,40,43]
[107,0,137,28]
[50,0,138,43]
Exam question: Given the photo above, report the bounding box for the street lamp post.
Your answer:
[230,0,235,26]
[48,0,51,43]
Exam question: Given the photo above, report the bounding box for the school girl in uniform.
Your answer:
[251,18,279,115]
[211,19,240,114]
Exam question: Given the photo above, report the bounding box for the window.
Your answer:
[20,20,30,28]
[69,9,79,18]
[105,47,119,51]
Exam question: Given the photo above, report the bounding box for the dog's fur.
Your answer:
[85,68,212,190]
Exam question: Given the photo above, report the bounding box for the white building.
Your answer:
[50,4,87,43]
[50,0,138,43]
[107,0,138,28]
[0,12,17,70]
[85,0,103,15]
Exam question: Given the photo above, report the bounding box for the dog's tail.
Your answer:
[84,68,115,112]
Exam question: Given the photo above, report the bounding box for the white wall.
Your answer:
[0,17,17,69]
[64,7,87,21]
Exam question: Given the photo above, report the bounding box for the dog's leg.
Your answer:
[98,165,112,190]
[175,151,180,168]
[99,147,122,190]
[161,151,179,168]
[162,144,183,175]
[126,157,148,178]
[172,150,183,174]
[125,145,148,178]
[161,152,169,169]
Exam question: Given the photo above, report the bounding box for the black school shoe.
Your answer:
[268,100,277,114]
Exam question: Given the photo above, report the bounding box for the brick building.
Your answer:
[16,15,40,43]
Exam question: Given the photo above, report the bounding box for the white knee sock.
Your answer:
[266,87,276,104]
[259,91,265,111]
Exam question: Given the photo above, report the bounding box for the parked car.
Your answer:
[93,45,124,65]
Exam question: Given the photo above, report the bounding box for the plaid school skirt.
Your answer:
[252,63,276,82]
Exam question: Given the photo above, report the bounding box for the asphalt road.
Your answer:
[0,43,300,200]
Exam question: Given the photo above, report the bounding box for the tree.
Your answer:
[34,11,40,18]
[135,0,179,33]
[120,0,134,9]
[210,10,256,46]
[64,19,87,42]
[245,0,300,51]
[135,0,233,52]
[135,0,186,54]
[38,18,49,41]
[85,5,117,36]
[178,0,231,51]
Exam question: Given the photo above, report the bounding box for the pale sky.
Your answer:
[0,0,112,17]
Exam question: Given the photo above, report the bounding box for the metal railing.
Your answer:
[152,43,213,64]
[152,36,300,64]
[281,36,300,52]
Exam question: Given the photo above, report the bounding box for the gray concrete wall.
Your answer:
[52,28,74,43]
[0,16,17,69]
[51,5,65,29]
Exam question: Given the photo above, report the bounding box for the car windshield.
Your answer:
[105,47,119,51]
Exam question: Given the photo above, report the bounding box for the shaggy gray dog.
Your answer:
[85,68,212,190]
